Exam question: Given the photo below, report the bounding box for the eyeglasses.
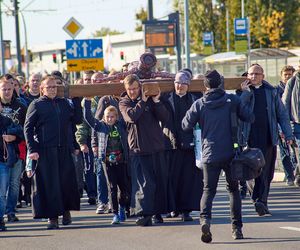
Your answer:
[248,72,263,76]
[44,86,57,90]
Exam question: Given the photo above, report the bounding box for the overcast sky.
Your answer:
[1,0,173,48]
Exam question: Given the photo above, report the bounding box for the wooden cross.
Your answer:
[56,77,245,98]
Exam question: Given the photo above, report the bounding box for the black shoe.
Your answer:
[152,214,164,224]
[7,214,19,222]
[254,202,266,216]
[62,211,72,225]
[232,228,244,240]
[16,202,22,208]
[88,197,96,205]
[0,219,6,231]
[181,212,193,222]
[47,218,59,230]
[201,223,212,243]
[136,216,152,226]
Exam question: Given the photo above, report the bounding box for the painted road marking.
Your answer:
[280,227,300,232]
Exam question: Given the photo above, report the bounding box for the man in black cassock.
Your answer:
[24,76,82,229]
[119,74,169,226]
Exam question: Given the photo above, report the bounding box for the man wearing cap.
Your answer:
[182,69,254,242]
[161,69,203,222]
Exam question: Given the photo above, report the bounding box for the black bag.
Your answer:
[230,147,265,181]
[229,96,265,181]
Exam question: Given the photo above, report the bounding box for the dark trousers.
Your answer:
[278,138,295,181]
[200,161,242,229]
[82,151,97,199]
[105,162,129,214]
[247,146,277,207]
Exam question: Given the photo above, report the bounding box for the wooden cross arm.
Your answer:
[57,77,246,98]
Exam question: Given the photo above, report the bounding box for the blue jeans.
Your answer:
[0,163,9,219]
[95,158,108,204]
[6,159,23,215]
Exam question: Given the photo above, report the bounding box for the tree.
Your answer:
[261,10,285,48]
[92,27,123,38]
[135,7,148,32]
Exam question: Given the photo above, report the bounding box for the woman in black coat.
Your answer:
[24,76,82,229]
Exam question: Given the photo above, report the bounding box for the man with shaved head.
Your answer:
[239,64,293,217]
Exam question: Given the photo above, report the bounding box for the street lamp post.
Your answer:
[0,0,5,74]
[19,11,29,78]
[184,0,190,69]
[13,0,22,75]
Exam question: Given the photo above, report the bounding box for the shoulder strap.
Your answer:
[229,95,239,150]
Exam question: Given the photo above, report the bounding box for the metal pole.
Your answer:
[0,0,5,74]
[184,0,190,69]
[169,12,182,71]
[247,17,251,67]
[226,8,230,52]
[14,0,22,75]
[241,0,245,18]
[20,12,29,78]
[147,0,154,54]
[147,0,153,20]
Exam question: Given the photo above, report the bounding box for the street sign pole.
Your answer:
[169,12,181,71]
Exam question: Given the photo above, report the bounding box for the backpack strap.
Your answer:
[229,95,239,151]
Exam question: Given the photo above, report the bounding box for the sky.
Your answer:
[1,0,173,48]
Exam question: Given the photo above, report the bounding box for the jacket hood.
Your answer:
[202,88,228,109]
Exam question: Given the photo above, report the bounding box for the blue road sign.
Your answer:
[66,39,103,60]
[203,32,213,46]
[234,18,248,35]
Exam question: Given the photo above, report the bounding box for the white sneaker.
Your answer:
[96,203,108,214]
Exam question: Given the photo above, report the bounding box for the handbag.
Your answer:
[229,96,265,181]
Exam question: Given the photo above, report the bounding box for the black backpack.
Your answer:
[229,96,265,181]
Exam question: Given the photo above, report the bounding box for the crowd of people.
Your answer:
[0,52,299,244]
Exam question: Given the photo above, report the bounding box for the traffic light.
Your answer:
[60,50,66,63]
[120,51,124,60]
[52,53,57,63]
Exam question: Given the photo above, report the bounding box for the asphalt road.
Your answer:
[1,179,299,250]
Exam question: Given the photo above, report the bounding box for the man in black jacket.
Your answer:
[182,70,254,242]
[119,74,169,226]
[0,75,27,223]
[161,69,203,221]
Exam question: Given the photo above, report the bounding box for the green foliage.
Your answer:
[92,27,123,37]
[135,7,148,32]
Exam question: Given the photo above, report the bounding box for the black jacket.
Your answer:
[119,93,169,155]
[161,92,199,150]
[24,96,82,153]
[0,115,15,162]
[182,88,254,164]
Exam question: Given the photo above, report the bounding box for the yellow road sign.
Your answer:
[63,17,83,39]
[67,58,104,72]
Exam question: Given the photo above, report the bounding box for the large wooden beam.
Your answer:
[57,77,245,98]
